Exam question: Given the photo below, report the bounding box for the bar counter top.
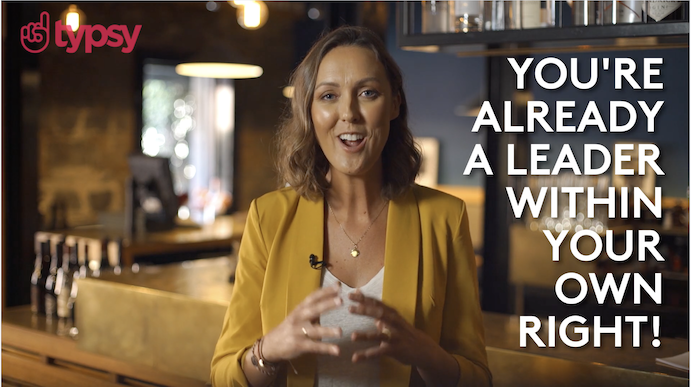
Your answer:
[4,256,689,387]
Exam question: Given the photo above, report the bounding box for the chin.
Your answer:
[341,163,378,178]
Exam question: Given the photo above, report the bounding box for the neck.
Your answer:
[326,163,385,220]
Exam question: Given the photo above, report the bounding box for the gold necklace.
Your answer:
[327,199,388,258]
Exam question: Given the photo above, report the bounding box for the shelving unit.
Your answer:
[396,2,689,56]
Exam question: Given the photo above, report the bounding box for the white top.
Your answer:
[316,267,385,387]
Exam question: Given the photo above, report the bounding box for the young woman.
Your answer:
[211,26,491,387]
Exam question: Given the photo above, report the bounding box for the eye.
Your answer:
[360,89,379,98]
[320,93,336,101]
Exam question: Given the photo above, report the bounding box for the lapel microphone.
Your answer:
[309,254,324,270]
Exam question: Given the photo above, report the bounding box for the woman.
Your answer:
[211,26,491,387]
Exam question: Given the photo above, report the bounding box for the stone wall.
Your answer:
[36,2,303,227]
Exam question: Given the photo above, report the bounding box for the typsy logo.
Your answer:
[20,11,141,54]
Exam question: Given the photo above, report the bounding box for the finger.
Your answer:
[307,326,342,340]
[297,295,342,321]
[302,340,340,357]
[348,294,403,326]
[291,284,341,322]
[352,345,387,363]
[302,282,341,306]
[30,23,43,43]
[350,330,386,342]
[348,300,389,321]
[20,25,29,39]
[32,25,46,43]
[348,289,365,301]
[40,11,49,28]
[347,291,384,312]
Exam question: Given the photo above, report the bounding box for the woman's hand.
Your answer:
[348,290,460,386]
[260,283,344,362]
[346,289,433,364]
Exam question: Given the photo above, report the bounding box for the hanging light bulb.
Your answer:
[61,4,85,32]
[235,1,268,30]
[243,2,261,28]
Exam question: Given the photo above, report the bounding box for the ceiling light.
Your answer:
[236,1,268,30]
[175,44,263,79]
[61,4,85,32]
[175,63,263,79]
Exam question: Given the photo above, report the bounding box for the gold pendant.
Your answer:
[350,247,360,258]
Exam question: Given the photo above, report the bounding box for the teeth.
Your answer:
[339,133,364,141]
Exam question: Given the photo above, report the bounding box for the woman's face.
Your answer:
[311,45,400,179]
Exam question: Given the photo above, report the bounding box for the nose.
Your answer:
[339,93,361,123]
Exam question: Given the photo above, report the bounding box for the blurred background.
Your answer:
[2,2,689,386]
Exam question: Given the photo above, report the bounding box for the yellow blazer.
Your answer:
[211,185,491,387]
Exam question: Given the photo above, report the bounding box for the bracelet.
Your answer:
[250,337,280,376]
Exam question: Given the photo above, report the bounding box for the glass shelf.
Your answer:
[397,2,689,56]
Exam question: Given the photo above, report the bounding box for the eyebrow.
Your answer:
[314,77,383,89]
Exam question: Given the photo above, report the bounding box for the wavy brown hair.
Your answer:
[275,26,421,201]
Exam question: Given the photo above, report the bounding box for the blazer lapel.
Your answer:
[381,187,420,386]
[285,194,324,386]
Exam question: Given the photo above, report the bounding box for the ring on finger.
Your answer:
[381,326,392,341]
[301,327,309,338]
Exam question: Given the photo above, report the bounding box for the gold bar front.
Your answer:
[75,257,235,382]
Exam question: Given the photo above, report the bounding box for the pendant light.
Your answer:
[175,44,263,79]
[229,1,269,30]
[61,4,86,32]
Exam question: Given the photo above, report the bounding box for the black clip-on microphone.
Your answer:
[309,254,324,269]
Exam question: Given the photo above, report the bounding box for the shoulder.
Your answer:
[250,186,320,230]
[243,187,304,248]
[411,184,467,217]
[253,187,302,217]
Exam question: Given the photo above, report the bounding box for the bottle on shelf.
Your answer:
[506,1,552,29]
[422,0,453,33]
[602,0,644,24]
[30,240,51,314]
[56,244,71,319]
[92,238,111,277]
[69,240,86,332]
[44,237,64,317]
[453,1,484,32]
[521,1,542,29]
[572,0,601,26]
[108,238,123,275]
[484,0,505,31]
[504,1,521,29]
[541,0,559,27]
[79,241,92,279]
[101,237,111,270]
[57,243,80,320]
[642,0,685,22]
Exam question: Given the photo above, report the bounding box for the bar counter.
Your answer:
[3,256,688,387]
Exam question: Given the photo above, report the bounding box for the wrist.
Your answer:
[250,337,282,376]
[414,338,459,386]
[414,334,446,370]
[259,333,281,363]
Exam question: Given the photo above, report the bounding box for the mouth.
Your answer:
[338,133,365,149]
